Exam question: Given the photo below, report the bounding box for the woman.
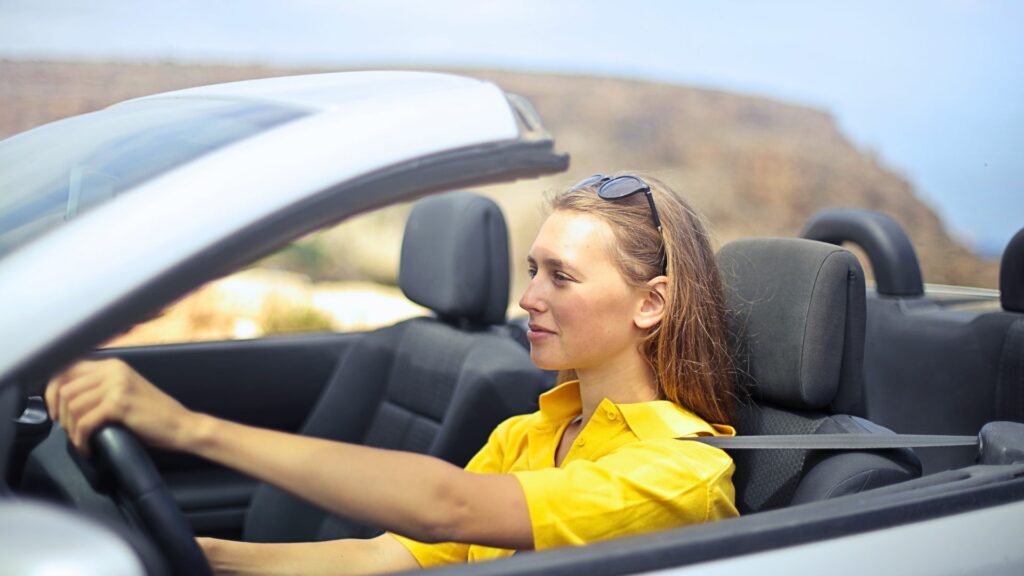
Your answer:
[46,173,739,575]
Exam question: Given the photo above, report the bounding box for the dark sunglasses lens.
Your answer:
[572,175,607,190]
[598,176,648,200]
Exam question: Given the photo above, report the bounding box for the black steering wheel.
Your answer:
[90,425,213,576]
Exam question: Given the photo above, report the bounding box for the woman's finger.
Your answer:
[44,374,68,420]
[63,384,109,444]
[65,382,107,420]
[52,372,102,443]
[57,374,103,408]
[45,360,99,419]
[71,397,119,457]
[57,376,95,432]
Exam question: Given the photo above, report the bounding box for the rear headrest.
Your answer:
[1001,227,1024,313]
[718,238,866,414]
[399,192,510,326]
[800,208,924,297]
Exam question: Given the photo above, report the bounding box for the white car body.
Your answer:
[1,71,1021,576]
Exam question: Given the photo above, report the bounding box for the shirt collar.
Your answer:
[537,380,736,438]
[537,380,585,423]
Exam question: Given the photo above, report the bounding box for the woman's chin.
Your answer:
[529,349,567,372]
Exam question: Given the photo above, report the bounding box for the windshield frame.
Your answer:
[0,97,307,258]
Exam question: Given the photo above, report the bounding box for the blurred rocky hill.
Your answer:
[1,59,997,295]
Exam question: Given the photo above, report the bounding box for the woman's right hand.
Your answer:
[45,358,199,456]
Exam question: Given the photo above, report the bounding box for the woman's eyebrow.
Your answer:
[527,255,582,276]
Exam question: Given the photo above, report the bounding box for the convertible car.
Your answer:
[0,71,1021,575]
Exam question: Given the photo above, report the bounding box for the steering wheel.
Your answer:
[90,425,213,576]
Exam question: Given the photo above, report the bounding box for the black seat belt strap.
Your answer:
[681,434,978,450]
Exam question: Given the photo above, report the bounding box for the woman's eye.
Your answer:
[553,272,571,283]
[527,267,537,278]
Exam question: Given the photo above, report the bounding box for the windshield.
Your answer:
[0,98,306,257]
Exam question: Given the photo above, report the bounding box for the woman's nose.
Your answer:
[519,277,546,313]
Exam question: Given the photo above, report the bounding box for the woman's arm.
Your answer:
[186,408,532,547]
[198,533,418,576]
[46,359,534,550]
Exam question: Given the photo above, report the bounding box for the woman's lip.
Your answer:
[526,325,555,342]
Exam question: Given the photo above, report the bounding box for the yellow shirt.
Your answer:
[392,380,738,567]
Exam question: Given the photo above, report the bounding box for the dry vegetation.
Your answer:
[1,59,997,344]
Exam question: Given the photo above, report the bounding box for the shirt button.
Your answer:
[605,410,618,421]
[576,438,587,447]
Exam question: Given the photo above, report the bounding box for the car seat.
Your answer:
[717,238,922,514]
[243,191,551,542]
[801,209,1024,473]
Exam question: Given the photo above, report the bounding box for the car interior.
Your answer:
[4,190,1024,574]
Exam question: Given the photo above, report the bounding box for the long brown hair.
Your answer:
[550,174,736,424]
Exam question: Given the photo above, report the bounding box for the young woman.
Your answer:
[46,174,739,575]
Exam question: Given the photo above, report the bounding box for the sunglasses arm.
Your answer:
[643,189,663,231]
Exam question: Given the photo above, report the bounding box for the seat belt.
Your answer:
[682,434,978,450]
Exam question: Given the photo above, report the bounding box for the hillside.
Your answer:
[0,59,997,292]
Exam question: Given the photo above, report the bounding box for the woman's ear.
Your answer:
[634,276,668,330]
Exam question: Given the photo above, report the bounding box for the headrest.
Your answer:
[800,208,924,297]
[1001,227,1024,313]
[399,191,510,326]
[718,238,866,414]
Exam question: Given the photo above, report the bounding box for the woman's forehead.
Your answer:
[529,210,616,267]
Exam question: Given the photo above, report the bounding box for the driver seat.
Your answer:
[243,192,551,542]
[717,238,922,514]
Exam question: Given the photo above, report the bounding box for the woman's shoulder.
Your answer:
[630,436,734,477]
[617,400,734,440]
[612,400,736,480]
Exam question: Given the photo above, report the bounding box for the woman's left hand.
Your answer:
[45,358,198,456]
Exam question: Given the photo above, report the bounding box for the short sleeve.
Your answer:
[389,415,526,568]
[389,533,471,569]
[512,438,736,550]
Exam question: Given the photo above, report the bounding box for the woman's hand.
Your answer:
[45,358,198,456]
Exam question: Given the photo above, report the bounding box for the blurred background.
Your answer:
[1,0,1021,344]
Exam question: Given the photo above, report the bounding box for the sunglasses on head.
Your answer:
[572,174,667,275]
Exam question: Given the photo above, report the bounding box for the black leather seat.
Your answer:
[802,209,1024,473]
[717,238,921,514]
[243,191,550,542]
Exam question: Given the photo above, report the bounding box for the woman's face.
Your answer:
[519,210,648,371]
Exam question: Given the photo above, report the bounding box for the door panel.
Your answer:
[93,331,364,537]
[165,468,258,538]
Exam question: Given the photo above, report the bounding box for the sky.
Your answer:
[1,0,1021,257]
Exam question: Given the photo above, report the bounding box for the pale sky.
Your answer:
[1,0,1021,256]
